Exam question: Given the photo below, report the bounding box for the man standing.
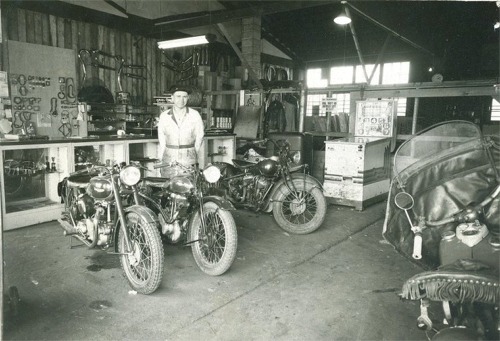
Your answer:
[157,86,204,177]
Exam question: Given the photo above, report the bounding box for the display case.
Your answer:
[73,140,127,170]
[199,134,236,167]
[0,137,148,230]
[0,143,69,230]
[127,139,159,176]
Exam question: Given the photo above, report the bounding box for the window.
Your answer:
[491,99,500,121]
[306,93,327,116]
[382,61,410,84]
[309,61,410,87]
[330,66,354,85]
[355,64,380,85]
[396,98,407,117]
[306,93,350,116]
[307,68,328,88]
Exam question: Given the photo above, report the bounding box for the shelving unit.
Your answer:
[86,103,159,136]
[204,90,240,130]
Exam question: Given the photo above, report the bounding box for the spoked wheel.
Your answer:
[190,202,237,276]
[273,181,327,234]
[118,211,164,294]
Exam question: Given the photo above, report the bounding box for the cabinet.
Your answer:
[0,137,154,230]
[1,142,70,230]
[199,134,236,167]
[323,137,391,210]
[86,103,159,136]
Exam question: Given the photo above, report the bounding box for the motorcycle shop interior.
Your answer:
[0,1,499,340]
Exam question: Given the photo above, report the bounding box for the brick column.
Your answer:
[241,16,262,80]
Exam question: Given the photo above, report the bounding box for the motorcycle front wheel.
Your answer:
[273,181,327,234]
[118,211,164,294]
[189,202,238,276]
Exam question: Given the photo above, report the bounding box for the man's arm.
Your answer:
[157,113,166,160]
[193,113,205,155]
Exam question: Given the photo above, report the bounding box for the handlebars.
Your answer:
[153,161,198,171]
[395,183,500,260]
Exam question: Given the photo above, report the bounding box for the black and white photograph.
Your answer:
[0,1,498,340]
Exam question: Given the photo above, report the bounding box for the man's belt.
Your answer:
[165,144,195,149]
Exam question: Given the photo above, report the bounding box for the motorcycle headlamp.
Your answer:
[203,165,221,183]
[120,165,141,186]
[290,151,301,164]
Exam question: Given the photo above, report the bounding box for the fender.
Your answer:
[202,195,236,211]
[114,205,159,252]
[263,173,324,212]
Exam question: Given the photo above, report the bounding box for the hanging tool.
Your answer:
[50,97,58,117]
[58,111,72,137]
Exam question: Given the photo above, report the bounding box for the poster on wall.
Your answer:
[355,99,397,150]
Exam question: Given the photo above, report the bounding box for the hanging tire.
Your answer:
[273,181,327,234]
[190,202,238,276]
[118,211,164,294]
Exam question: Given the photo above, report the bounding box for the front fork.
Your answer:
[113,175,133,252]
[184,194,206,247]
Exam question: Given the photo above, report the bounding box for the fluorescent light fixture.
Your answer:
[157,34,215,49]
[334,13,351,25]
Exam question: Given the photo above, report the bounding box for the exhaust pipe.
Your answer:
[57,218,78,236]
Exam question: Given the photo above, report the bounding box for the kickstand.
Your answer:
[69,235,86,249]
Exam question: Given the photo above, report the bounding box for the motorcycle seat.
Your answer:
[401,259,500,304]
[232,159,257,169]
[66,174,91,188]
[142,177,167,188]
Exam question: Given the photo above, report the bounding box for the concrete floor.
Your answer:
[3,201,428,340]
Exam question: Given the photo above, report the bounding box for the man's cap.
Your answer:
[169,85,192,94]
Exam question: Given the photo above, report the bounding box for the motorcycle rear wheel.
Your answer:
[190,202,238,276]
[273,182,327,234]
[118,211,164,294]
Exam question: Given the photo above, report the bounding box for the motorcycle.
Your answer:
[138,161,238,276]
[383,120,500,340]
[58,163,164,295]
[209,138,327,235]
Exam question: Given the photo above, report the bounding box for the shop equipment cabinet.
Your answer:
[323,137,391,211]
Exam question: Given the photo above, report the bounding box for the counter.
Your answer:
[0,133,235,230]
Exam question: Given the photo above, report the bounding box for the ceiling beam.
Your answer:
[3,0,150,35]
[152,1,330,32]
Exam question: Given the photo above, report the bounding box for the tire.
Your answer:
[190,202,238,276]
[273,181,327,234]
[118,211,164,294]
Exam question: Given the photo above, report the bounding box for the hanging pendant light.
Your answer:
[334,11,351,25]
[334,1,351,25]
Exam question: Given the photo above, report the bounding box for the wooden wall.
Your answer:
[1,7,195,105]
